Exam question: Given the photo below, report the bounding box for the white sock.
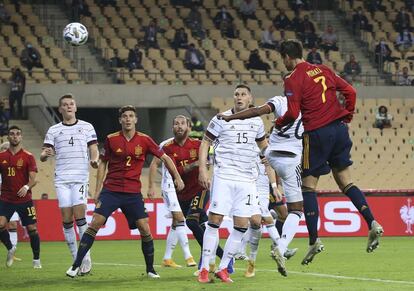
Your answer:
[63,224,78,261]
[209,236,219,265]
[176,223,192,260]
[163,227,178,260]
[278,211,302,254]
[266,223,280,246]
[239,227,250,255]
[248,227,262,261]
[201,224,219,270]
[9,230,18,248]
[218,228,246,270]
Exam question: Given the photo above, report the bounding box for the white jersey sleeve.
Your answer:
[209,110,266,182]
[267,96,303,156]
[159,138,175,191]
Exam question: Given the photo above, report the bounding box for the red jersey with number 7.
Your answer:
[275,62,356,131]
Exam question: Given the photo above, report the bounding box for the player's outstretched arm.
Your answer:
[94,159,107,203]
[198,136,212,190]
[148,157,161,200]
[17,171,37,197]
[160,154,184,192]
[88,143,100,169]
[217,104,272,122]
[40,147,54,162]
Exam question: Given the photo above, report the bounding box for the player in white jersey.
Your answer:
[148,136,196,268]
[40,94,99,275]
[219,95,304,277]
[198,85,268,283]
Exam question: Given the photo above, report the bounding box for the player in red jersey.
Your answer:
[0,126,41,268]
[275,39,383,264]
[66,106,184,279]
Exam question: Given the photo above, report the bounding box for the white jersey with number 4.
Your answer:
[267,96,303,155]
[43,120,97,184]
[207,109,266,182]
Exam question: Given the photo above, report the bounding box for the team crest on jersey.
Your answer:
[16,158,24,168]
[116,148,123,153]
[173,153,178,157]
[1,160,7,164]
[190,149,197,159]
[135,145,142,157]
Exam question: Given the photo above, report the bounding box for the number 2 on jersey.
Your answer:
[313,76,327,103]
[126,156,132,166]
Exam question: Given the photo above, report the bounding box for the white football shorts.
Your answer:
[55,183,88,208]
[251,192,272,217]
[265,150,303,203]
[162,189,182,213]
[209,175,257,218]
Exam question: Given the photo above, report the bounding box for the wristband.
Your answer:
[271,182,277,188]
[23,185,30,191]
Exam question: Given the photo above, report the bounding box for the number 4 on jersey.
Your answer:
[69,136,74,146]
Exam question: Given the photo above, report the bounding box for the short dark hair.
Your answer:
[8,125,22,134]
[59,94,74,106]
[118,105,136,117]
[280,39,303,59]
[235,84,251,92]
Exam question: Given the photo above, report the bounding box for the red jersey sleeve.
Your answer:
[146,136,164,158]
[27,154,38,172]
[275,73,302,128]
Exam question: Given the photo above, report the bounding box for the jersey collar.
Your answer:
[62,119,79,127]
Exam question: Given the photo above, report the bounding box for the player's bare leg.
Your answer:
[332,167,383,252]
[73,204,91,275]
[26,224,41,269]
[244,214,262,278]
[302,175,325,265]
[136,217,159,278]
[0,216,15,267]
[66,213,105,278]
[199,212,224,283]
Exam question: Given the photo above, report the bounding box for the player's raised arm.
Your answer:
[148,157,161,200]
[198,135,212,190]
[218,103,272,122]
[160,154,184,191]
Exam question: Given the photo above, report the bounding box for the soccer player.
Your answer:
[198,85,268,283]
[66,105,184,279]
[148,136,196,268]
[0,126,41,268]
[274,39,383,264]
[40,94,99,274]
[0,141,21,260]
[218,95,304,276]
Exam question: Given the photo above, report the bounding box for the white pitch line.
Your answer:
[94,262,414,286]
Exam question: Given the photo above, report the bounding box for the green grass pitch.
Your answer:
[1,237,413,290]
